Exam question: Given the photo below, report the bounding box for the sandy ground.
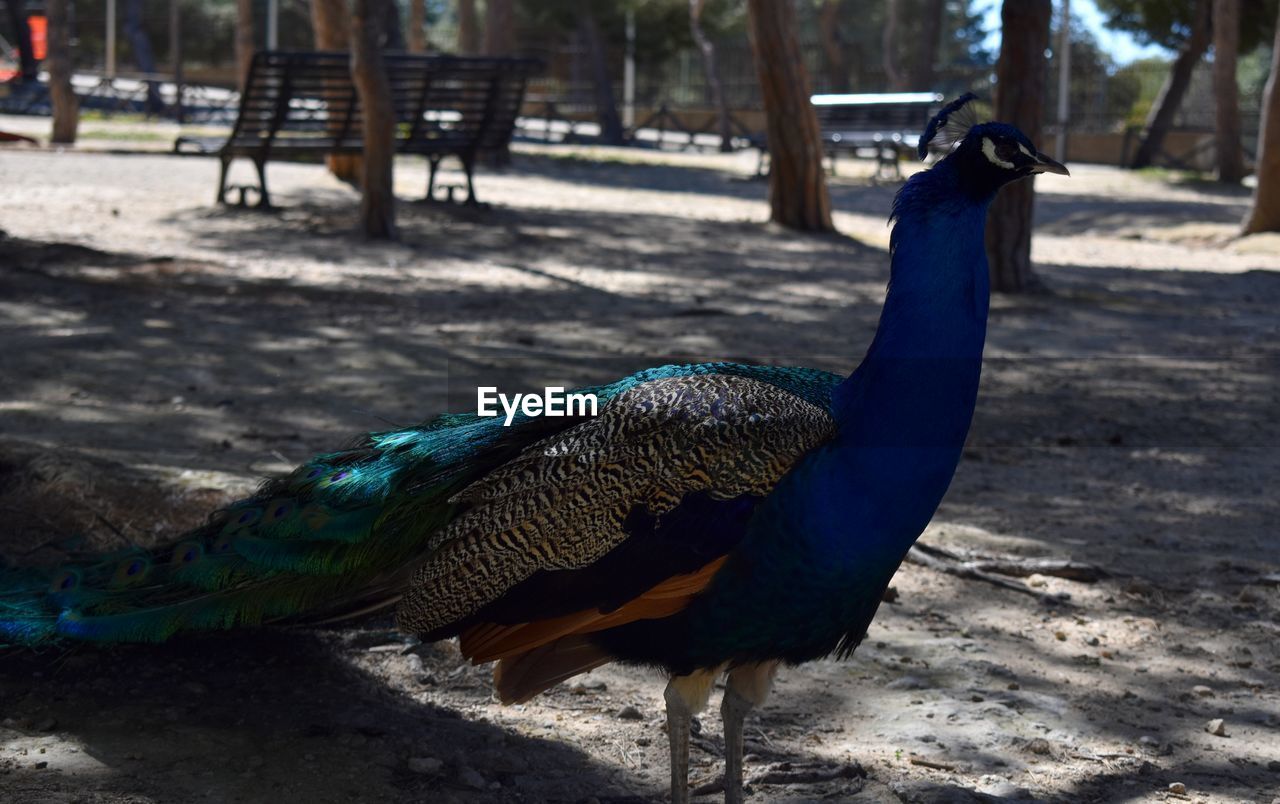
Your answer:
[0,120,1278,804]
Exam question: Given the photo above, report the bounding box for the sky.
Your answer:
[977,0,1172,66]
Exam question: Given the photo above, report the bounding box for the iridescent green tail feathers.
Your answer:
[0,408,544,648]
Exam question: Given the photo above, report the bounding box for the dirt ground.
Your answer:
[0,119,1278,804]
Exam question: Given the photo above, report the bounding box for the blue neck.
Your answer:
[816,159,994,548]
[835,160,992,441]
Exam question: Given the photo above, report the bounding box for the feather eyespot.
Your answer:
[111,556,151,586]
[265,499,295,520]
[172,541,203,564]
[49,570,79,594]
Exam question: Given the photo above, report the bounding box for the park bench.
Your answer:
[176,51,540,208]
[754,92,944,180]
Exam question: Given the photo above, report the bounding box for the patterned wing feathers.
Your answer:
[396,374,835,636]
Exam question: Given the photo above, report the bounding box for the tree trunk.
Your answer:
[47,0,79,144]
[882,0,906,91]
[4,0,37,81]
[578,8,624,146]
[1213,0,1245,183]
[745,0,834,232]
[484,0,514,55]
[408,0,427,53]
[1242,5,1280,233]
[1130,0,1211,169]
[311,0,363,185]
[817,0,849,93]
[380,0,405,51]
[985,0,1051,293]
[909,0,946,90]
[351,0,397,239]
[689,0,732,152]
[457,0,481,55]
[235,0,256,91]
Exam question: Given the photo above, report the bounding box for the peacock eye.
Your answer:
[996,141,1019,162]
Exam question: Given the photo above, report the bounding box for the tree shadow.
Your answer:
[0,628,657,802]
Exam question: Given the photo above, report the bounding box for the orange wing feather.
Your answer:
[460,556,727,665]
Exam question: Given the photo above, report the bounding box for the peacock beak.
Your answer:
[1031,152,1070,176]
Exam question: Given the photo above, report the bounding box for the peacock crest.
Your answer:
[918,92,989,160]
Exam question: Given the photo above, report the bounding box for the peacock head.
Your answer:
[920,93,1068,194]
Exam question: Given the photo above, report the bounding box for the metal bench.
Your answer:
[177,51,540,208]
[752,92,943,180]
[811,92,943,179]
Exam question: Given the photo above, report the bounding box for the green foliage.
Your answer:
[1049,10,1146,130]
[1112,57,1174,126]
[803,0,994,93]
[514,0,744,66]
[1094,0,1278,52]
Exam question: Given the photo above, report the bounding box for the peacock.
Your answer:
[0,95,1066,803]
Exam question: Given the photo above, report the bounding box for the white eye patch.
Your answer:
[981,137,1016,169]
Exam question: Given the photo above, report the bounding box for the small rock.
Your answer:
[1191,685,1214,698]
[1054,631,1067,641]
[1168,782,1186,794]
[408,756,443,775]
[970,694,985,703]
[887,675,930,691]
[1124,579,1155,596]
[1237,587,1263,604]
[617,705,643,721]
[1026,738,1051,755]
[456,766,487,790]
[405,654,424,675]
[1267,759,1280,771]
[1205,718,1227,737]
[34,761,47,769]
[1026,574,1049,588]
[1006,682,1020,691]
[979,780,1031,798]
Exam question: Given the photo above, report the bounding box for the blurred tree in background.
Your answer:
[1095,0,1278,168]
[1244,3,1280,232]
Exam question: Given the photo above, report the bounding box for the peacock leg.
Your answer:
[664,670,720,804]
[721,662,779,804]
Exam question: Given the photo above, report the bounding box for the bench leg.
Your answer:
[425,156,441,202]
[254,157,271,209]
[462,153,478,205]
[217,156,231,205]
